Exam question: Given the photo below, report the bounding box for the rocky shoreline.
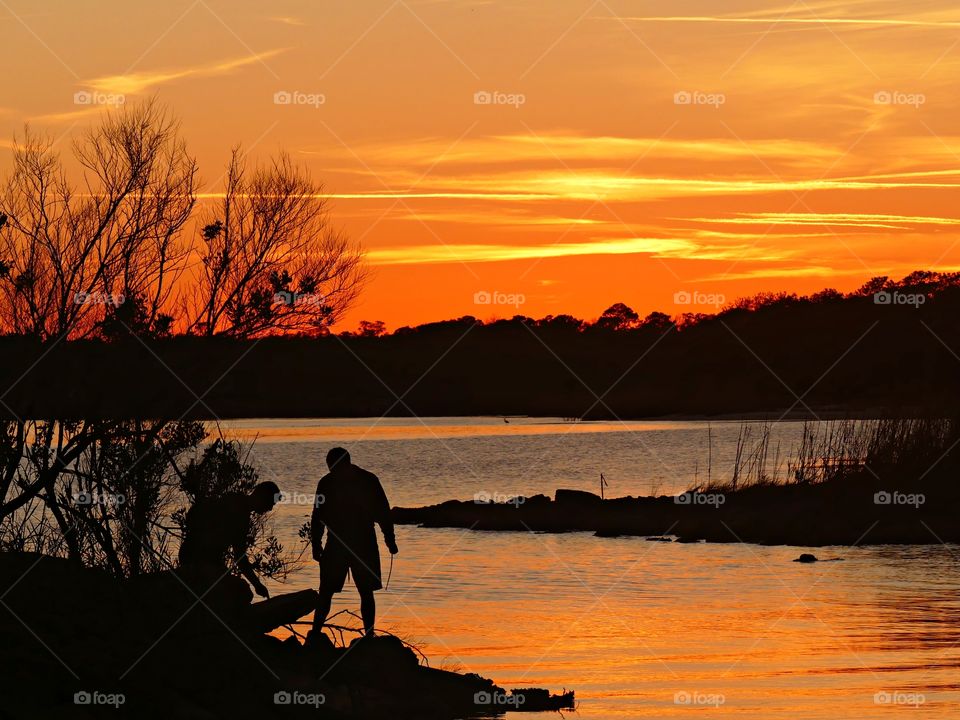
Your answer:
[0,553,574,719]
[393,484,960,546]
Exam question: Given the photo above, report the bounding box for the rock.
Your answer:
[794,553,818,563]
[246,589,318,633]
[340,634,420,675]
[554,489,603,506]
[0,552,575,719]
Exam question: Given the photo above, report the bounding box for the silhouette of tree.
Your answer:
[594,302,639,331]
[810,288,843,303]
[533,314,584,332]
[184,148,367,337]
[0,100,196,340]
[639,311,674,331]
[853,276,890,297]
[356,320,388,337]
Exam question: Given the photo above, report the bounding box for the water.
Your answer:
[215,418,960,719]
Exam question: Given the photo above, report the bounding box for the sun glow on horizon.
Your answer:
[1,0,959,328]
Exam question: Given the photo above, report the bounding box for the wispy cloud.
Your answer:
[616,15,960,29]
[698,265,844,281]
[687,212,960,230]
[368,236,785,266]
[391,209,606,229]
[87,49,287,95]
[328,171,960,203]
[308,133,840,169]
[268,16,304,26]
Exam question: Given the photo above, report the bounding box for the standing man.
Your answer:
[310,448,398,639]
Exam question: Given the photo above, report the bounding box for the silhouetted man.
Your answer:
[179,481,281,600]
[311,448,397,639]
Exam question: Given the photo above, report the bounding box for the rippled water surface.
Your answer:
[216,418,960,719]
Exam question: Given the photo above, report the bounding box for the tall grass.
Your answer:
[699,418,959,493]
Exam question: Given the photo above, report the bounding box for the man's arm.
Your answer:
[311,479,326,561]
[232,526,269,599]
[371,473,398,554]
[236,555,268,598]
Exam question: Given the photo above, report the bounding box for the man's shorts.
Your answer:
[319,537,382,593]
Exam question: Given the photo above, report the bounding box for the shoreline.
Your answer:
[0,553,574,719]
[393,484,960,547]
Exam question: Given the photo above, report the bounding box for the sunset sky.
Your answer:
[1,0,959,330]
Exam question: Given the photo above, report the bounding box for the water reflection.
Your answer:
[248,420,960,718]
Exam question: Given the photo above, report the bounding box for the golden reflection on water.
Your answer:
[270,530,960,718]
[251,420,960,718]
[214,417,684,443]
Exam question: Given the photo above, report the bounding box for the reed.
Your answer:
[699,417,959,493]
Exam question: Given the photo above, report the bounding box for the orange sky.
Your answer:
[1,0,959,330]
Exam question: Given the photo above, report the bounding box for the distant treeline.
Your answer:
[3,270,959,419]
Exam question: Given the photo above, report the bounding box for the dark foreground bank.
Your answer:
[0,553,573,719]
[393,483,960,546]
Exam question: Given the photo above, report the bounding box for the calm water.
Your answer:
[216,418,960,719]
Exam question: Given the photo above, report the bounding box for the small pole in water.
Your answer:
[707,423,712,487]
[600,472,609,499]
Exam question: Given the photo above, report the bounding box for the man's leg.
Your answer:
[359,589,376,636]
[312,587,335,637]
